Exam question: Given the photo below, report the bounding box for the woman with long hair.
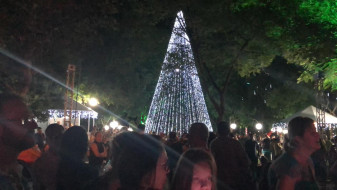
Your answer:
[87,132,169,190]
[171,148,217,190]
[268,117,320,190]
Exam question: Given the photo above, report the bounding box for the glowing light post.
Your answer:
[255,123,263,132]
[145,11,212,134]
[110,120,119,130]
[230,123,237,132]
[88,97,99,133]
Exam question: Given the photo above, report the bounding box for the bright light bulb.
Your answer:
[255,123,263,130]
[89,98,99,107]
[104,125,109,131]
[117,125,123,130]
[110,121,119,129]
[230,123,237,130]
[128,127,133,131]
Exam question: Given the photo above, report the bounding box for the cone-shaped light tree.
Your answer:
[145,11,212,134]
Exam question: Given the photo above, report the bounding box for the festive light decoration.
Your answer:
[145,11,212,134]
[48,109,98,119]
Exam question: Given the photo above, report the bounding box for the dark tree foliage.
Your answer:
[0,0,336,127]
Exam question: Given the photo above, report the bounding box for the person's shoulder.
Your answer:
[270,153,301,178]
[230,138,242,145]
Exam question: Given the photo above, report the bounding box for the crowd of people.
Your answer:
[1,92,337,190]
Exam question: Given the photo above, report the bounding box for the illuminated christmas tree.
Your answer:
[145,11,212,134]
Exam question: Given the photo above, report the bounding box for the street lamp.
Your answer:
[104,125,109,131]
[230,123,237,130]
[110,121,119,129]
[255,123,263,130]
[89,97,99,107]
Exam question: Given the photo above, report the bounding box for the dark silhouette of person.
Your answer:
[89,131,107,173]
[208,132,216,148]
[0,93,37,189]
[262,135,271,161]
[189,123,209,151]
[245,133,259,179]
[165,132,183,182]
[34,127,45,151]
[33,123,64,190]
[84,132,169,190]
[257,156,271,190]
[57,126,98,190]
[210,121,253,190]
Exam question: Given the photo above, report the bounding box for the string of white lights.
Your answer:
[145,11,212,134]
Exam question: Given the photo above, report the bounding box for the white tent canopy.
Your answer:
[281,105,337,124]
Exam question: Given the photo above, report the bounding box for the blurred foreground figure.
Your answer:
[85,132,169,190]
[33,124,64,190]
[57,126,98,190]
[210,121,253,190]
[171,148,217,190]
[0,93,36,189]
[189,123,209,151]
[89,131,107,173]
[268,117,320,190]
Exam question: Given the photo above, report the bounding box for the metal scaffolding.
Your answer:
[64,64,76,128]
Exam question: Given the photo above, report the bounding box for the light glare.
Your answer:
[230,123,237,130]
[277,127,283,133]
[89,98,99,107]
[255,123,263,130]
[104,125,109,131]
[110,121,119,129]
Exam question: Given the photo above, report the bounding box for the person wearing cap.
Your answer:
[268,117,320,190]
[0,93,36,189]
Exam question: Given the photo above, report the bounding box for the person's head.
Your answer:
[189,123,209,148]
[169,131,177,141]
[94,131,103,143]
[171,148,216,190]
[217,121,230,137]
[260,156,268,165]
[0,93,35,152]
[114,132,168,190]
[45,124,64,152]
[36,127,42,134]
[248,132,254,140]
[285,117,320,154]
[60,126,88,160]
